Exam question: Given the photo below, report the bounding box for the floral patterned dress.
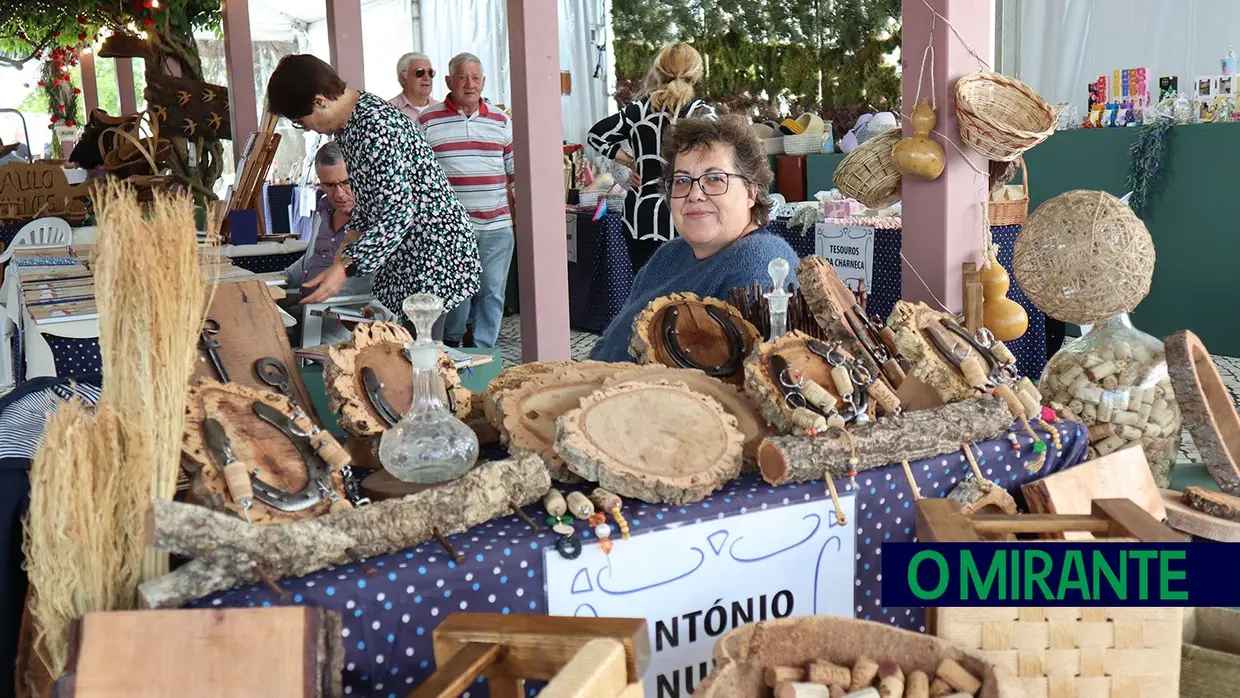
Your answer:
[336,91,481,312]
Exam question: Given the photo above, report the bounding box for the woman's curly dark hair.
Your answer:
[661,115,774,227]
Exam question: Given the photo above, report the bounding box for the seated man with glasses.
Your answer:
[284,142,374,340]
[590,115,800,362]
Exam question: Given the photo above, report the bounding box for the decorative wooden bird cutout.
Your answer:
[201,88,217,103]
[176,90,192,106]
[208,113,223,132]
[181,118,197,135]
[150,104,167,122]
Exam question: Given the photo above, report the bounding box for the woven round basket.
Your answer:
[956,72,1056,162]
[989,158,1029,226]
[783,132,827,156]
[694,616,1021,698]
[832,128,902,209]
[1013,190,1155,325]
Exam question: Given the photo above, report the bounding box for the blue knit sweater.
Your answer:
[590,230,800,362]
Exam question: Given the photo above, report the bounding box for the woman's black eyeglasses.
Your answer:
[669,172,748,198]
[413,68,435,78]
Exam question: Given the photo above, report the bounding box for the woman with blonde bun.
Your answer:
[588,42,716,271]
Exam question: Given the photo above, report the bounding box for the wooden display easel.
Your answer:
[218,111,280,241]
[413,613,649,698]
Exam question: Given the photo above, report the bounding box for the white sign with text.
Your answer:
[813,223,875,292]
[545,496,856,698]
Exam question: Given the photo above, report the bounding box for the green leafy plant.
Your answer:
[1126,118,1173,216]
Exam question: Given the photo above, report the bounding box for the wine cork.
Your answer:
[1132,342,1152,362]
[806,661,850,687]
[330,499,354,513]
[1087,360,1117,381]
[876,661,903,698]
[841,689,878,698]
[1118,424,1143,441]
[1088,423,1115,442]
[1143,422,1163,438]
[993,385,1025,418]
[790,407,829,433]
[565,491,594,518]
[1098,347,1116,362]
[827,412,847,430]
[1150,398,1169,422]
[1073,385,1103,404]
[935,659,981,695]
[831,365,855,396]
[867,379,901,415]
[222,462,254,504]
[1154,383,1168,401]
[1052,391,1071,406]
[1082,354,1104,370]
[1137,401,1153,428]
[1087,446,1100,460]
[1068,399,1085,416]
[776,682,830,698]
[803,379,839,410]
[1142,385,1158,405]
[1101,375,1119,391]
[310,431,353,469]
[828,686,845,698]
[990,340,1016,365]
[1097,401,1114,423]
[1158,409,1179,430]
[1059,362,1085,384]
[1067,372,1091,395]
[542,489,567,517]
[958,356,988,388]
[850,657,879,691]
[1016,386,1042,419]
[1112,388,1131,412]
[766,666,805,687]
[1112,340,1133,360]
[1112,410,1140,426]
[881,358,906,389]
[878,327,898,350]
[1081,403,1097,424]
[1096,434,1126,455]
[905,670,930,698]
[928,679,953,698]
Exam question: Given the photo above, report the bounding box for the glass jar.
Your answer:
[378,293,479,483]
[1038,313,1181,487]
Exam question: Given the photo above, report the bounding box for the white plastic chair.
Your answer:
[0,217,72,263]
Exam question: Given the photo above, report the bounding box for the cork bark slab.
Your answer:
[888,301,976,404]
[629,292,760,386]
[1165,330,1240,495]
[556,380,745,504]
[743,331,851,435]
[182,379,348,524]
[606,365,770,466]
[1183,486,1240,522]
[796,256,884,382]
[493,362,658,481]
[322,322,468,438]
[1161,489,1240,541]
[482,360,613,429]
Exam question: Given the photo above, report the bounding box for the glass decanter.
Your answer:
[764,257,791,341]
[378,293,479,483]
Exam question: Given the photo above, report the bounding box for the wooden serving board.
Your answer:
[1166,329,1240,495]
[56,607,343,697]
[1021,447,1166,540]
[1160,488,1240,542]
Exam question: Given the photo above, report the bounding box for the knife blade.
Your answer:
[251,402,328,512]
[202,418,254,521]
[362,367,402,427]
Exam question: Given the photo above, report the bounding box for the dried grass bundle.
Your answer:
[93,181,215,580]
[24,400,136,678]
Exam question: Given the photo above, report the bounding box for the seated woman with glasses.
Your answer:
[590,115,800,362]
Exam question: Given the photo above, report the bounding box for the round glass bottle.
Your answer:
[1037,313,1181,486]
[378,294,480,483]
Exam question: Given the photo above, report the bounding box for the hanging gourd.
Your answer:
[981,253,1028,341]
[892,100,946,181]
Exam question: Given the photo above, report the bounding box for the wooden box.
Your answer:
[918,498,1186,698]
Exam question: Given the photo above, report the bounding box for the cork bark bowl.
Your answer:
[629,292,760,387]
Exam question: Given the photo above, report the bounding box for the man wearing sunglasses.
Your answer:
[390,52,438,123]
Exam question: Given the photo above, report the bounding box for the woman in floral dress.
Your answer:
[265,54,480,339]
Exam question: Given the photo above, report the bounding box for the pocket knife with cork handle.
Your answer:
[202,418,255,522]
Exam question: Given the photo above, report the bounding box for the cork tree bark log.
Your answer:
[139,455,551,608]
[1165,329,1240,495]
[1182,486,1240,522]
[757,397,1014,485]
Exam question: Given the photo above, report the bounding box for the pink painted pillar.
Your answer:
[507,0,570,361]
[115,58,138,115]
[899,0,994,311]
[326,0,366,90]
[80,48,99,114]
[221,0,259,164]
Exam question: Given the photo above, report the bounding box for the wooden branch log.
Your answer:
[138,455,551,608]
[1165,330,1240,495]
[1183,486,1240,522]
[757,397,1015,485]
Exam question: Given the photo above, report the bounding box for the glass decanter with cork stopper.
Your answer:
[378,293,480,483]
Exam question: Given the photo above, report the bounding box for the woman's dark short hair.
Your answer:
[661,115,774,227]
[266,54,348,119]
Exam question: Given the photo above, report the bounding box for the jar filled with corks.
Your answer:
[765,655,983,698]
[1037,313,1181,486]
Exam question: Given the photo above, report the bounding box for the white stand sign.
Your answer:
[813,222,875,293]
[545,496,856,698]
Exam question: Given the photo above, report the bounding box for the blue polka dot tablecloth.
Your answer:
[568,212,631,333]
[191,421,1087,698]
[991,225,1048,380]
[767,219,902,323]
[230,251,304,275]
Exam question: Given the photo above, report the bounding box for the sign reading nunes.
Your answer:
[881,543,1240,607]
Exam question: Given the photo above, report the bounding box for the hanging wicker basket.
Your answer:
[956,72,1056,162]
[989,158,1029,226]
[832,128,902,209]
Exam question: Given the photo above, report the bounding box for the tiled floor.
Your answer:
[495,314,1240,467]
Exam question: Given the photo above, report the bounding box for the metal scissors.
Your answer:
[255,357,300,407]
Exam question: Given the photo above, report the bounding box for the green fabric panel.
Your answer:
[457,348,503,392]
[805,153,847,196]
[299,364,348,440]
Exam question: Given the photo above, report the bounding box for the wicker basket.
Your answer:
[956,72,1056,162]
[832,128,902,209]
[764,137,786,155]
[695,616,1021,698]
[1182,607,1240,698]
[988,158,1029,226]
[783,132,827,156]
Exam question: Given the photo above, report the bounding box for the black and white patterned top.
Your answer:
[336,91,481,312]
[587,97,716,243]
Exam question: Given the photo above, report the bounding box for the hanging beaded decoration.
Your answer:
[566,491,611,554]
[542,488,581,560]
[590,488,630,540]
[1018,415,1047,474]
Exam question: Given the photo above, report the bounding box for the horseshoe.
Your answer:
[660,305,745,378]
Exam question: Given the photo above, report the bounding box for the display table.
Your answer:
[191,421,1087,697]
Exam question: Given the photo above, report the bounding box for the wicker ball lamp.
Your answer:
[1013,190,1155,325]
